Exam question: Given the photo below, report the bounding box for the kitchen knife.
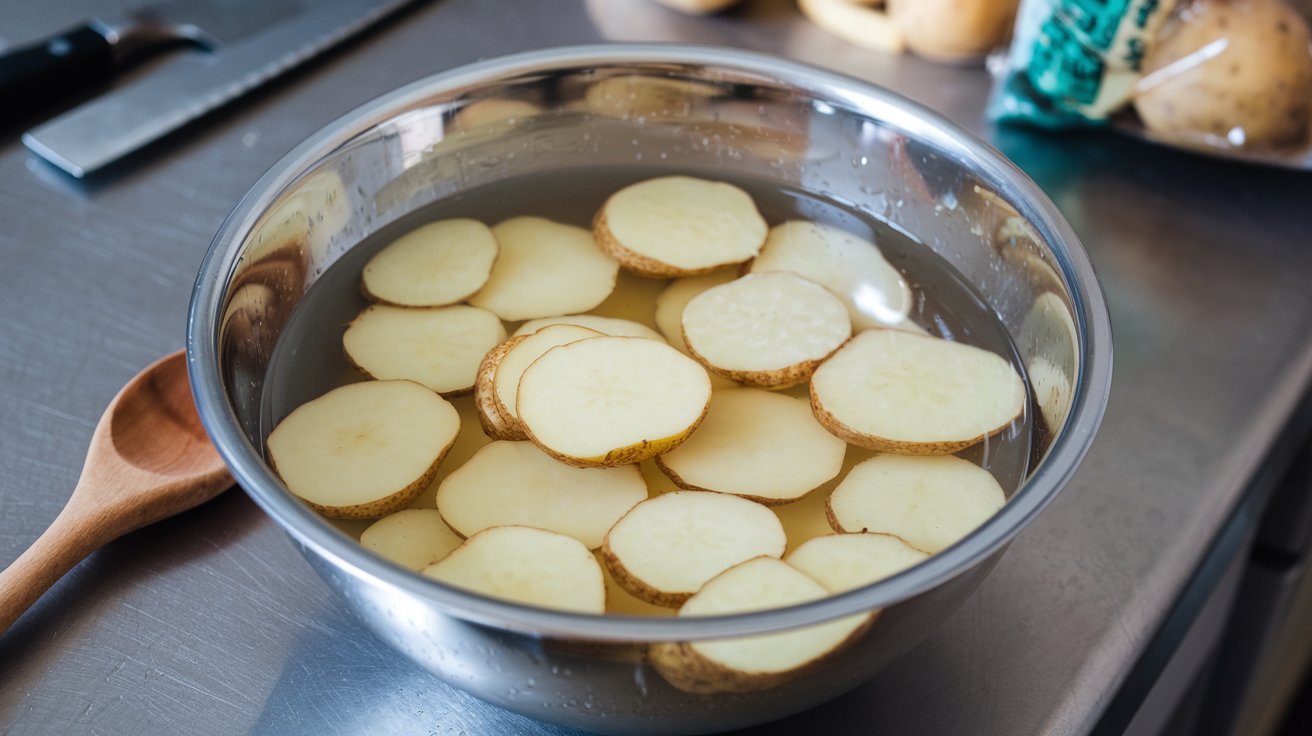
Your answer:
[0,0,306,111]
[19,0,419,178]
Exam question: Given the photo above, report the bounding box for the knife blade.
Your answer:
[21,0,419,178]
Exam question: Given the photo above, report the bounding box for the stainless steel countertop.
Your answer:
[3,1,1310,734]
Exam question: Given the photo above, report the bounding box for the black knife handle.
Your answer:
[0,25,113,111]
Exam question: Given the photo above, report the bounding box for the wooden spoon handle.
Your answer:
[0,504,107,635]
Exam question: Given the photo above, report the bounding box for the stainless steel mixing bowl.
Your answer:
[187,45,1112,734]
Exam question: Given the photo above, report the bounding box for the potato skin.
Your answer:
[890,0,1019,64]
[1135,0,1312,147]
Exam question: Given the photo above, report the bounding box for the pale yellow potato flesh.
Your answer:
[773,446,878,554]
[360,218,498,307]
[810,328,1025,454]
[422,526,605,614]
[654,271,737,354]
[266,380,460,518]
[360,509,464,571]
[650,557,870,693]
[827,454,1006,553]
[657,388,846,504]
[410,395,494,507]
[749,220,911,331]
[785,532,928,593]
[602,491,786,607]
[596,176,767,276]
[512,314,664,342]
[492,324,604,425]
[517,337,712,466]
[343,304,506,396]
[682,272,851,388]
[436,440,647,549]
[469,216,619,320]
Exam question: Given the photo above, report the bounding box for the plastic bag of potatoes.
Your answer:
[990,0,1312,152]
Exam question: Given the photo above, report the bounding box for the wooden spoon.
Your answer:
[0,350,232,635]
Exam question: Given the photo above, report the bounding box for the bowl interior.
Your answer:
[189,46,1110,642]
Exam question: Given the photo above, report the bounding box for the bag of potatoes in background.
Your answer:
[990,0,1312,152]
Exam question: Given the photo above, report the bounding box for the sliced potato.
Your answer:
[595,176,767,277]
[360,218,498,307]
[422,526,605,613]
[512,314,665,342]
[491,324,604,433]
[682,272,851,389]
[748,220,911,330]
[267,380,460,519]
[469,216,619,320]
[436,441,647,549]
[785,533,928,593]
[343,304,506,397]
[827,454,1005,553]
[360,509,464,571]
[773,446,877,554]
[472,335,526,440]
[517,337,712,467]
[654,271,737,354]
[797,0,906,53]
[649,557,870,694]
[656,388,846,505]
[810,328,1025,454]
[601,491,786,607]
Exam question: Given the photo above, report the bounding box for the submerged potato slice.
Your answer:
[595,176,767,277]
[491,324,604,434]
[422,526,605,613]
[811,329,1025,454]
[360,509,464,571]
[682,272,851,388]
[654,271,737,354]
[517,337,712,467]
[601,491,786,607]
[436,441,647,549]
[361,218,498,307]
[343,304,506,397]
[472,336,525,440]
[267,381,460,519]
[656,388,846,505]
[785,533,928,593]
[827,454,1006,553]
[469,216,619,320]
[749,221,911,330]
[512,314,665,342]
[649,557,870,693]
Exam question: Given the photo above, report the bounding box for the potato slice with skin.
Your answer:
[599,551,675,616]
[344,304,506,397]
[469,217,619,320]
[827,454,1006,554]
[492,324,604,432]
[595,176,767,277]
[361,218,498,307]
[810,328,1026,454]
[267,380,459,519]
[654,271,737,354]
[422,526,605,614]
[656,388,846,505]
[512,314,664,342]
[360,509,464,571]
[749,220,911,331]
[436,441,647,549]
[517,337,712,467]
[472,336,525,440]
[649,557,870,694]
[602,491,786,607]
[682,272,851,389]
[785,533,929,593]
